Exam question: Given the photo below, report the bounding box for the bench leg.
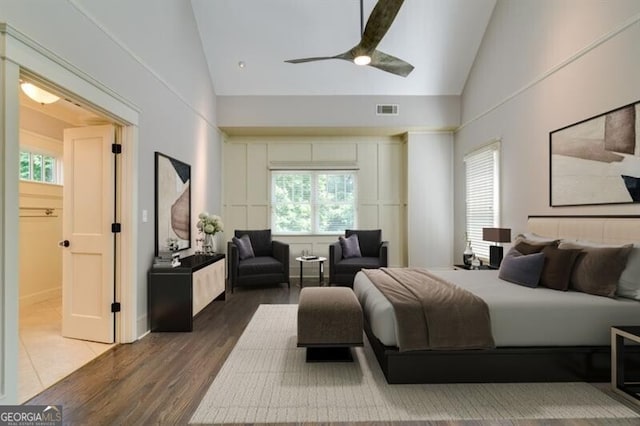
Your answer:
[306,347,354,362]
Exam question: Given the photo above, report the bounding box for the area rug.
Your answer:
[190,304,639,424]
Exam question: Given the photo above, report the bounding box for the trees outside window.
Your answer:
[20,150,59,184]
[271,171,356,234]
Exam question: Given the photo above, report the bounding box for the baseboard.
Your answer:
[137,329,150,341]
[137,314,149,339]
[19,287,61,309]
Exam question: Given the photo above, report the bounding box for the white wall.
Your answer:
[0,0,221,338]
[19,181,63,306]
[20,106,70,140]
[18,130,64,306]
[406,132,453,268]
[218,95,460,130]
[454,0,640,258]
[223,135,407,277]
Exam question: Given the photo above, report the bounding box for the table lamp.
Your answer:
[483,227,511,268]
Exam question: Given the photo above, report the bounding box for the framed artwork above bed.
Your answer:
[549,100,640,207]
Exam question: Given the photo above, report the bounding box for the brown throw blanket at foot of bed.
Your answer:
[362,268,495,352]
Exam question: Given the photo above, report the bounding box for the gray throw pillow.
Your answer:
[339,234,362,259]
[235,229,271,256]
[558,242,633,297]
[346,229,381,257]
[233,234,255,260]
[498,248,545,288]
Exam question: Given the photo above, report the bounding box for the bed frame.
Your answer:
[366,215,640,384]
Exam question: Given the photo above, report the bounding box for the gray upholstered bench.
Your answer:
[297,287,363,361]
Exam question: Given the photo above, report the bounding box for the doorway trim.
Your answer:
[1,23,139,403]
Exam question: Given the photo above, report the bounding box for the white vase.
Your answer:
[204,233,216,254]
[463,240,474,266]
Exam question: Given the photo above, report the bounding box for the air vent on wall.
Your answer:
[376,104,399,115]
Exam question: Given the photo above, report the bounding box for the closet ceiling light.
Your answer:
[20,82,60,105]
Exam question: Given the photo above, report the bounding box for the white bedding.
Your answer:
[353,269,640,347]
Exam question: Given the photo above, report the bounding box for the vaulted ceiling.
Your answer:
[191,0,496,97]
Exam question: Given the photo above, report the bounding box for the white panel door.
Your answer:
[62,125,115,343]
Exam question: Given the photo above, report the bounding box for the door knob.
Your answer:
[59,240,70,248]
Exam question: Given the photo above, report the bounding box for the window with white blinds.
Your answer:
[271,171,357,234]
[464,142,500,260]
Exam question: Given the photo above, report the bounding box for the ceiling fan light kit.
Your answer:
[354,55,372,66]
[285,0,413,77]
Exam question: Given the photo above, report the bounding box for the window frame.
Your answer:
[270,170,358,235]
[464,141,501,261]
[19,148,62,185]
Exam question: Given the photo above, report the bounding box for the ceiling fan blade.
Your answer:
[360,0,405,52]
[368,49,414,77]
[285,51,354,65]
[285,56,338,64]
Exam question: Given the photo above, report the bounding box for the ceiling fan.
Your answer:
[285,0,414,77]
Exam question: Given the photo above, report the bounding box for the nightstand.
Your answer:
[453,264,496,270]
[611,326,640,404]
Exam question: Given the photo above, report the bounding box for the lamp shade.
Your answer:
[482,227,511,243]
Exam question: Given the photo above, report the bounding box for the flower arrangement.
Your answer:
[197,212,223,235]
[196,212,223,254]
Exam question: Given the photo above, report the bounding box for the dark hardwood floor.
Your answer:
[27,283,300,425]
[25,280,640,425]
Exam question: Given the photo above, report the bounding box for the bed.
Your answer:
[355,215,640,384]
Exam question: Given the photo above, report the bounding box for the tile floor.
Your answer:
[19,297,115,403]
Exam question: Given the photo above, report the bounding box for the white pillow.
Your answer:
[615,245,640,300]
[515,232,558,244]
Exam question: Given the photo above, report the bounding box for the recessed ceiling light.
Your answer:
[238,61,246,69]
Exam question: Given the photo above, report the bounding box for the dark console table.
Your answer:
[148,254,225,332]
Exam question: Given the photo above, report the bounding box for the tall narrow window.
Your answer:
[272,172,312,233]
[271,171,357,234]
[19,151,31,180]
[464,142,500,260]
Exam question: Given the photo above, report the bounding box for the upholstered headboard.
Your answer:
[527,215,640,245]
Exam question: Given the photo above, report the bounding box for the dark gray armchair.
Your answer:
[329,229,388,287]
[227,229,290,292]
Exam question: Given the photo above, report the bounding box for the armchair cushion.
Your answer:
[335,256,382,275]
[237,256,284,275]
[234,229,272,257]
[346,229,381,257]
[232,234,255,260]
[339,234,362,259]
